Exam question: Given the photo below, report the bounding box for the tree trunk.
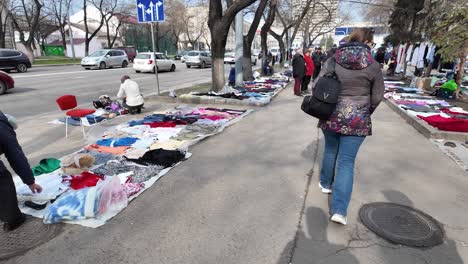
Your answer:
[211,34,227,91]
[455,53,465,96]
[106,19,111,48]
[261,0,277,70]
[60,29,67,54]
[243,36,253,80]
[23,45,34,62]
[278,38,286,66]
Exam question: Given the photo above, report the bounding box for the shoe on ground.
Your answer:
[318,182,332,194]
[330,214,347,225]
[3,214,26,232]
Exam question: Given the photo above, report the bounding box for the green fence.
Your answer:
[43,45,65,56]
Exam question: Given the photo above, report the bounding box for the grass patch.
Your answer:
[33,56,81,65]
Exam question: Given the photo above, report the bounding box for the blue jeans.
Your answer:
[319,129,365,216]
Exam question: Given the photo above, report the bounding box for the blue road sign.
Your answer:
[137,0,165,23]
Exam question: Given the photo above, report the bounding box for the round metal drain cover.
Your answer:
[359,202,444,247]
[0,217,63,260]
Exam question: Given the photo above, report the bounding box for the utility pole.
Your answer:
[150,23,160,95]
[235,11,243,87]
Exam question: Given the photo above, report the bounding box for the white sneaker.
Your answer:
[330,214,347,225]
[318,182,332,194]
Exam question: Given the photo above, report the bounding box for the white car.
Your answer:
[224,52,258,65]
[81,49,129,70]
[133,52,176,73]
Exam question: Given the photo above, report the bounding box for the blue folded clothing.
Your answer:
[96,137,139,147]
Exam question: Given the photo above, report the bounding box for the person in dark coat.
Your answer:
[315,28,384,226]
[0,111,42,231]
[312,47,327,80]
[292,48,306,96]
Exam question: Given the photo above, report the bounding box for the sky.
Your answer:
[338,2,366,22]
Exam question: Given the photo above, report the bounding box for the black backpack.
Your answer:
[301,59,341,120]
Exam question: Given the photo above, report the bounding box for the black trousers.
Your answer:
[0,169,23,223]
[302,75,312,91]
[313,64,322,79]
[123,99,143,115]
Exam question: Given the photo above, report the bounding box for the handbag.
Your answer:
[301,58,341,120]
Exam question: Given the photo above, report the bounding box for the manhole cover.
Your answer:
[359,202,444,247]
[0,216,63,260]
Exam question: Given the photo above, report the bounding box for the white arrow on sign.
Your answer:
[155,0,162,21]
[146,1,155,21]
[137,3,146,21]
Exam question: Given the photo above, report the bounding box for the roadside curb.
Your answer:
[32,63,81,67]
[384,99,468,141]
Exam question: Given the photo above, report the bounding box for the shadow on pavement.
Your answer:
[277,207,359,264]
[1,88,37,95]
[382,189,464,264]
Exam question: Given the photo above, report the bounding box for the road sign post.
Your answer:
[136,0,165,95]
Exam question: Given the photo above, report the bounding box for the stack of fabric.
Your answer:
[15,106,251,227]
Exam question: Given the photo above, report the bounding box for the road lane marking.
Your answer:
[13,67,131,79]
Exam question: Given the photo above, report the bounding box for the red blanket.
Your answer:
[417,114,468,133]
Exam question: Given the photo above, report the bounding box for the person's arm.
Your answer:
[370,64,385,114]
[117,84,126,99]
[0,119,35,185]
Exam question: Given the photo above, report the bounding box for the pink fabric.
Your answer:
[201,115,226,121]
[440,108,468,116]
[122,182,145,197]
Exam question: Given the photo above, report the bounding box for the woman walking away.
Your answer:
[316,28,384,225]
[292,48,306,96]
[302,48,315,94]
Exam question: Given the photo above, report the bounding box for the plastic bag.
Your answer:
[43,177,128,224]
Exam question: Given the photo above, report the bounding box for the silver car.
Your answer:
[81,49,129,70]
[185,51,212,68]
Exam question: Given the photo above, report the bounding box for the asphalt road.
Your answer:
[0,61,235,120]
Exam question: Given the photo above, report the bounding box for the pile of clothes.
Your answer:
[16,106,251,227]
[384,81,468,133]
[191,73,290,105]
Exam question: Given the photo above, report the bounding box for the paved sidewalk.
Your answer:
[3,86,468,263]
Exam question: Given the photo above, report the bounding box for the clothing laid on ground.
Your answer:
[126,149,186,168]
[96,137,139,147]
[32,158,61,176]
[93,161,163,183]
[85,144,130,155]
[67,172,105,190]
[418,115,468,132]
[117,79,144,107]
[317,42,385,136]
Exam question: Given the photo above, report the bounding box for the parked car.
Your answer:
[174,51,186,60]
[270,47,280,57]
[116,46,136,62]
[0,49,32,73]
[133,52,176,73]
[185,51,212,68]
[0,70,15,95]
[224,52,257,65]
[81,49,129,70]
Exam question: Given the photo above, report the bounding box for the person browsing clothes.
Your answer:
[292,48,306,96]
[117,75,144,115]
[0,112,42,231]
[302,48,315,94]
[315,28,384,225]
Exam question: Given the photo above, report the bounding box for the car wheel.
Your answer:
[186,65,191,68]
[99,62,106,70]
[0,80,6,95]
[201,61,206,69]
[84,68,90,70]
[122,61,128,68]
[170,64,176,72]
[4,69,11,73]
[135,70,141,73]
[17,63,28,73]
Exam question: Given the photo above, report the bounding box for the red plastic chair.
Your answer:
[56,95,96,138]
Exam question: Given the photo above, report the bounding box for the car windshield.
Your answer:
[136,54,151,59]
[225,53,234,57]
[89,51,108,57]
[271,49,278,52]
[187,52,199,56]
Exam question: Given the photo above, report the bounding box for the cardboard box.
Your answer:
[417,77,432,91]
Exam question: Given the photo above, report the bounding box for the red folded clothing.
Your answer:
[66,172,105,190]
[440,108,468,116]
[417,114,468,132]
[143,121,177,128]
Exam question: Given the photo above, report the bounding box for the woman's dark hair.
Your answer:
[348,28,374,43]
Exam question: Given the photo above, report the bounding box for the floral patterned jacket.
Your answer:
[316,42,385,136]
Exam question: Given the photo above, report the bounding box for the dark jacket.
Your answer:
[312,51,326,65]
[0,111,35,185]
[292,53,306,78]
[317,42,385,136]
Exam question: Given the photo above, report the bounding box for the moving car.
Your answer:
[174,51,186,60]
[185,51,212,68]
[116,46,137,62]
[133,52,176,73]
[224,52,258,65]
[81,49,129,70]
[0,70,15,95]
[0,49,32,73]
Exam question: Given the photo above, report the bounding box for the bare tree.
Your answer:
[208,0,257,91]
[268,4,294,66]
[101,0,133,48]
[0,0,13,48]
[260,0,277,68]
[50,0,70,54]
[242,0,268,80]
[182,5,208,50]
[165,0,186,52]
[83,0,105,56]
[7,0,44,61]
[361,0,396,23]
